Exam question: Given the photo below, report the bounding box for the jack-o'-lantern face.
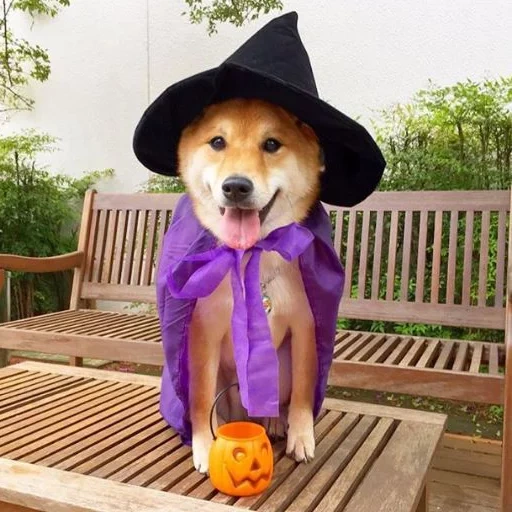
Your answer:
[209,422,273,496]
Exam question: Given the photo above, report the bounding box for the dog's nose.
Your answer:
[222,176,254,202]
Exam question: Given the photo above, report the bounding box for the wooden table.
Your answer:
[0,362,446,512]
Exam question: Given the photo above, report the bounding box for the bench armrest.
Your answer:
[0,252,84,293]
[0,251,84,273]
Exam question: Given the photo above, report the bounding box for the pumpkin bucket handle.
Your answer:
[209,382,240,440]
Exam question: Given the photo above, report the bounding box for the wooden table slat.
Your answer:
[312,417,396,511]
[22,395,160,465]
[342,421,445,512]
[257,413,361,512]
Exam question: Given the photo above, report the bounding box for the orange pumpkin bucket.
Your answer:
[208,384,274,496]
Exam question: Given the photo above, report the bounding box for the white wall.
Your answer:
[2,0,511,190]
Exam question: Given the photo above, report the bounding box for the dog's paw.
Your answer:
[192,433,213,474]
[286,412,315,462]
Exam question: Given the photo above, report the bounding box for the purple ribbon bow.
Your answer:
[166,222,314,418]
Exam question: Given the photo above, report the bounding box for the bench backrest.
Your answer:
[73,189,510,331]
[325,190,510,330]
[71,191,180,307]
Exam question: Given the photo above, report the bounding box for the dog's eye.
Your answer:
[262,138,282,153]
[209,136,226,151]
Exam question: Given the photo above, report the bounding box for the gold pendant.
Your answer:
[262,294,272,315]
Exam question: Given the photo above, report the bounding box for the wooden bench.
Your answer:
[0,188,508,509]
[325,190,510,405]
[0,361,445,511]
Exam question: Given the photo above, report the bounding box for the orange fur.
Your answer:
[178,99,323,240]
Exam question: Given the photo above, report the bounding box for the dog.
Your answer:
[176,98,326,474]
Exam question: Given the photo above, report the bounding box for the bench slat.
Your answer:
[122,210,139,285]
[92,209,108,284]
[399,338,426,367]
[256,413,361,512]
[344,211,357,297]
[363,336,397,364]
[431,211,443,304]
[370,210,384,300]
[142,210,158,286]
[311,417,395,511]
[446,211,459,305]
[416,340,441,369]
[333,209,344,261]
[0,376,85,413]
[343,420,444,512]
[333,332,363,358]
[462,211,474,306]
[132,210,149,286]
[470,344,483,373]
[84,207,99,282]
[434,341,454,370]
[400,211,413,301]
[495,210,507,307]
[478,211,491,307]
[384,337,413,365]
[0,384,151,457]
[351,335,386,362]
[489,344,499,375]
[233,410,341,509]
[107,429,186,484]
[268,415,375,512]
[111,209,128,284]
[337,333,374,361]
[415,210,428,303]
[22,394,159,466]
[0,380,112,432]
[102,209,118,284]
[452,342,469,372]
[357,211,370,299]
[386,211,399,301]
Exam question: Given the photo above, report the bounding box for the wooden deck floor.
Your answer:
[430,434,501,511]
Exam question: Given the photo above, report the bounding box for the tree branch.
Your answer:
[1,0,14,87]
[0,81,33,109]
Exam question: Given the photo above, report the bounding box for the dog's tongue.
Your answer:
[220,208,261,250]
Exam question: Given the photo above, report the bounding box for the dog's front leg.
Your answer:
[286,320,317,462]
[188,310,222,474]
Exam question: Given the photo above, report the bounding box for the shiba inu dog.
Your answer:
[133,12,384,479]
[178,98,325,473]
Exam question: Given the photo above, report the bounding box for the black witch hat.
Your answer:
[133,11,385,207]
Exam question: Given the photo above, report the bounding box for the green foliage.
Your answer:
[140,174,186,194]
[376,77,512,192]
[183,0,283,35]
[0,131,113,317]
[0,0,71,111]
[338,78,512,343]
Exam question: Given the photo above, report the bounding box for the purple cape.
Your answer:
[157,194,344,444]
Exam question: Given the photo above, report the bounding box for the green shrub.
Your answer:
[340,77,512,342]
[376,77,512,192]
[0,130,113,319]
